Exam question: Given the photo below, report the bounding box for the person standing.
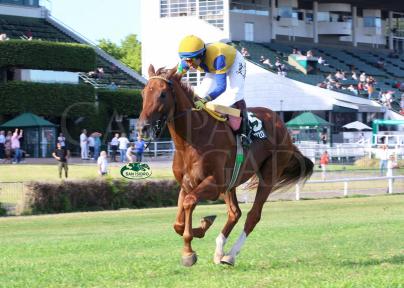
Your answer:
[80,129,88,160]
[110,133,119,162]
[378,144,389,176]
[11,128,23,164]
[57,132,66,148]
[97,151,109,176]
[118,133,130,162]
[93,133,101,160]
[52,142,69,179]
[320,150,329,181]
[0,130,5,160]
[134,135,146,162]
[3,131,12,163]
[88,134,95,160]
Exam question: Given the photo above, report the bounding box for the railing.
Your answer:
[144,141,175,158]
[294,175,404,201]
[0,181,27,215]
[45,14,146,85]
[78,72,108,89]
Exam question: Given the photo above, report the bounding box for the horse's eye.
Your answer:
[160,92,167,99]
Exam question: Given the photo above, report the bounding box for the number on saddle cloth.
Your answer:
[247,112,267,140]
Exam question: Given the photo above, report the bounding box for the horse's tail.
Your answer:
[271,146,314,192]
[246,146,313,192]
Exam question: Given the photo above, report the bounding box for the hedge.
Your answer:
[0,40,96,72]
[97,88,142,117]
[0,81,95,117]
[28,179,180,214]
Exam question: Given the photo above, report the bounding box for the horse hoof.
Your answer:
[201,215,217,229]
[213,252,223,264]
[181,252,197,267]
[220,255,235,266]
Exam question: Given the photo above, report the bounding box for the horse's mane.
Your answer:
[155,67,194,100]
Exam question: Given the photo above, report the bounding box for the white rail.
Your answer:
[294,175,404,200]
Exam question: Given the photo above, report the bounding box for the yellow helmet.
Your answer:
[178,35,206,59]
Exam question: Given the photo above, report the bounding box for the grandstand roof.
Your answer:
[299,0,404,12]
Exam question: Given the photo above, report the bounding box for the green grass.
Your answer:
[0,163,174,182]
[0,195,403,287]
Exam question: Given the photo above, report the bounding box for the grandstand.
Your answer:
[0,13,145,89]
[141,0,404,141]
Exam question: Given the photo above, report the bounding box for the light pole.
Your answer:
[280,99,284,121]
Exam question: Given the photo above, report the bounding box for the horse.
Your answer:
[138,65,313,266]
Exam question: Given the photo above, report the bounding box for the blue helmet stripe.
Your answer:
[179,47,206,59]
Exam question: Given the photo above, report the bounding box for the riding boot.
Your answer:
[240,109,252,149]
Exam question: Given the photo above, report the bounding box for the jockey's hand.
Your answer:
[194,96,211,110]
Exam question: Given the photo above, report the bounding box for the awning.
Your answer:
[343,121,372,130]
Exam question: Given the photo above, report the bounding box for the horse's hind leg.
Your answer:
[214,188,241,264]
[222,158,286,266]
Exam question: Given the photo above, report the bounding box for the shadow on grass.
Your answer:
[342,254,404,267]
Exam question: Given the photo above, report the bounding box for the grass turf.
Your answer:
[0,195,403,287]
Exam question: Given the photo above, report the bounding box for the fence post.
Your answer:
[388,177,393,194]
[295,184,300,201]
[343,181,348,196]
[154,142,157,158]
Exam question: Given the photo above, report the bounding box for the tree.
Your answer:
[97,34,141,73]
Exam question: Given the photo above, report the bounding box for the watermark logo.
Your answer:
[120,163,152,179]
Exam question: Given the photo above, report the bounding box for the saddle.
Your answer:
[204,103,267,140]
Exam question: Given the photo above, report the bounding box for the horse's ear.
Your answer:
[167,65,178,79]
[148,64,156,77]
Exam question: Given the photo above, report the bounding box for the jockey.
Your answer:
[177,35,251,148]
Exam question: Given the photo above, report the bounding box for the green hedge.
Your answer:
[0,40,96,72]
[28,179,180,214]
[0,81,95,117]
[97,88,142,117]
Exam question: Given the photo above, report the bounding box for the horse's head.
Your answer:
[138,64,178,139]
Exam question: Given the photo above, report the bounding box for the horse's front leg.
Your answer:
[214,188,241,264]
[181,176,220,266]
[174,188,216,238]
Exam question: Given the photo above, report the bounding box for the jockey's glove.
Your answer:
[194,96,211,110]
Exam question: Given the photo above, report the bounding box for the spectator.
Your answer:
[320,131,327,144]
[93,132,102,160]
[0,33,9,41]
[25,29,33,40]
[80,129,88,160]
[118,133,130,162]
[378,144,389,176]
[306,50,314,58]
[376,59,384,69]
[0,130,5,160]
[11,128,23,164]
[57,132,66,148]
[3,131,12,164]
[351,71,358,81]
[135,135,146,162]
[400,94,404,115]
[385,91,394,109]
[111,64,118,74]
[359,72,366,83]
[110,133,119,162]
[275,57,287,77]
[52,142,69,179]
[88,134,95,159]
[259,56,273,68]
[126,143,135,163]
[292,48,302,55]
[97,151,109,176]
[97,67,105,78]
[334,70,345,80]
[320,151,329,181]
[317,56,327,65]
[347,84,358,95]
[108,82,118,91]
[241,47,250,58]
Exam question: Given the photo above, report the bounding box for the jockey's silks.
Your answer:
[178,42,237,99]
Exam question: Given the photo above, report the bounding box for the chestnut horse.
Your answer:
[138,65,313,266]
